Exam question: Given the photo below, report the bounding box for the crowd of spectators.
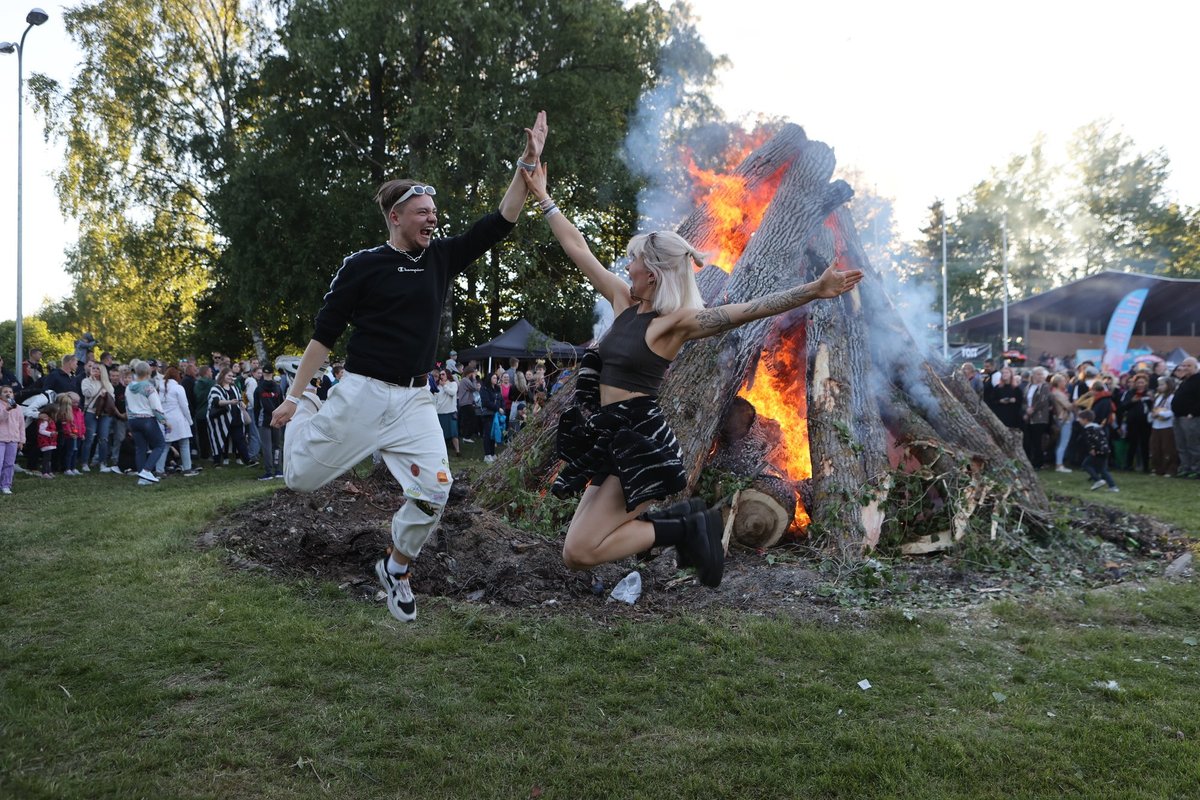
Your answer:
[0,339,576,495]
[433,355,563,464]
[1,341,293,494]
[965,354,1200,492]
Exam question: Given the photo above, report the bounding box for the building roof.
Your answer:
[948,271,1200,336]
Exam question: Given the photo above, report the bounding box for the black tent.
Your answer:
[458,319,582,364]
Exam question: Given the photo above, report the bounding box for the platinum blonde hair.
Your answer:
[626,231,706,315]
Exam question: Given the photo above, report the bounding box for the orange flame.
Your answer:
[737,323,812,532]
[685,128,782,273]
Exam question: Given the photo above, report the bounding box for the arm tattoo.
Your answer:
[745,284,818,317]
[695,307,736,333]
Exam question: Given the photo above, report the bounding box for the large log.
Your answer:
[676,124,809,254]
[851,249,1050,521]
[660,139,854,493]
[802,209,892,556]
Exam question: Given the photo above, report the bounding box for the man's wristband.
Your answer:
[284,395,300,406]
[517,157,537,173]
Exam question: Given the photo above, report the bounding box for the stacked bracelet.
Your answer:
[537,196,560,218]
[517,158,537,173]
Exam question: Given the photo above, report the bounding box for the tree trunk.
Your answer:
[249,325,269,365]
[803,210,892,556]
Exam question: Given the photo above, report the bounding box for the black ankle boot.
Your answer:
[677,506,725,588]
[636,497,708,562]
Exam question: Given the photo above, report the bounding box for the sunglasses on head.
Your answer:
[391,184,436,211]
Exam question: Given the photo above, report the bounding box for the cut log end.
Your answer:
[731,478,797,549]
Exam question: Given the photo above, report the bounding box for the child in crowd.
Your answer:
[1079,408,1118,492]
[0,386,25,494]
[53,395,80,475]
[37,411,57,478]
[71,394,86,474]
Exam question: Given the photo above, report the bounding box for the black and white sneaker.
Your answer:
[375,558,417,622]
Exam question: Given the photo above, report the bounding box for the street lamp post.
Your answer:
[1,7,50,385]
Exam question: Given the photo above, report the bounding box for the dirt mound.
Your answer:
[201,468,1190,619]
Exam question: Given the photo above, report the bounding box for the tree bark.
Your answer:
[661,139,854,492]
[802,210,892,556]
[676,124,809,254]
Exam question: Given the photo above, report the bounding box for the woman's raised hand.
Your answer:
[520,162,550,201]
[813,263,865,299]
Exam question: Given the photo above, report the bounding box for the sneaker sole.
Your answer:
[374,559,417,622]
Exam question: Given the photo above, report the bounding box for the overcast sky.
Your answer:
[2,0,1197,320]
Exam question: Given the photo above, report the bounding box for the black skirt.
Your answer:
[551,350,686,511]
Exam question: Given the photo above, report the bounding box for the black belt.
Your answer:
[389,374,428,388]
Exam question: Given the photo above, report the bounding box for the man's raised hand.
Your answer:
[524,110,548,162]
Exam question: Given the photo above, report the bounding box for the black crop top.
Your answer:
[597,306,672,395]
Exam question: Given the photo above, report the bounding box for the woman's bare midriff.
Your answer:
[600,385,651,406]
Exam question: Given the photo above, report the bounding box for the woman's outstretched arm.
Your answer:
[520,164,631,308]
[674,263,864,342]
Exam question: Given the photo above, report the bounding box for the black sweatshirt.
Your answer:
[312,212,515,383]
[1173,374,1200,417]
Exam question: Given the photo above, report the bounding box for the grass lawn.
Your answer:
[3,464,1199,799]
[1038,467,1200,536]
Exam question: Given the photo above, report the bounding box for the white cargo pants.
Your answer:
[284,371,451,559]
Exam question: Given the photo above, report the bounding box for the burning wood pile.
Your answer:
[477,124,1050,558]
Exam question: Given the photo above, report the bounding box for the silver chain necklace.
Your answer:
[387,241,425,263]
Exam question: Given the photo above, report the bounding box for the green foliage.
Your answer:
[209,0,702,356]
[35,0,726,359]
[909,122,1200,323]
[33,0,269,357]
[501,480,578,538]
[1068,119,1176,274]
[0,318,76,367]
[694,466,752,506]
